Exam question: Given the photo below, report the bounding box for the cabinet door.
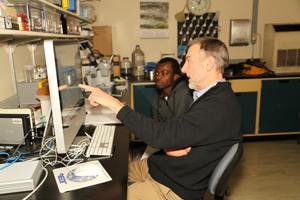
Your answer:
[235,92,257,135]
[260,79,300,133]
[132,84,156,117]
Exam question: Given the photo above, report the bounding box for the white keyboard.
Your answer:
[86,124,116,157]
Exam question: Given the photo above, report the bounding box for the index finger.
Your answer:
[78,84,94,91]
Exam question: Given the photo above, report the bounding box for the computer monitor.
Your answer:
[44,39,85,154]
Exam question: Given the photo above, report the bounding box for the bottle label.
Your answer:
[134,65,144,76]
[135,55,144,66]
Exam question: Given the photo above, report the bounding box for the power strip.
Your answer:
[0,160,43,194]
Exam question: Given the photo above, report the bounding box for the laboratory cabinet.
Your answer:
[131,82,156,118]
[259,79,300,133]
[228,79,261,136]
[235,92,257,135]
[229,76,300,137]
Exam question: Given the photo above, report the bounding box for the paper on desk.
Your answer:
[52,161,112,193]
[85,105,121,125]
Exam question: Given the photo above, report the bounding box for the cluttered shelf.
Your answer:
[5,0,92,23]
[33,0,93,23]
[0,0,95,41]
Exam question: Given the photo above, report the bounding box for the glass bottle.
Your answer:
[112,55,121,79]
[121,57,132,80]
[97,57,111,85]
[131,45,145,79]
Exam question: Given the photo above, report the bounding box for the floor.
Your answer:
[129,139,300,200]
[226,139,300,200]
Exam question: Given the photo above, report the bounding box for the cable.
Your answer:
[12,132,30,156]
[0,152,9,156]
[62,138,90,165]
[0,151,9,163]
[12,121,43,156]
[22,167,48,200]
[0,151,21,171]
[32,134,91,176]
[84,132,92,139]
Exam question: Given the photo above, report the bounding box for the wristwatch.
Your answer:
[186,0,210,16]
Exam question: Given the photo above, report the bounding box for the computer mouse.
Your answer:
[67,163,101,182]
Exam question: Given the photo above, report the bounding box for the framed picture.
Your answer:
[229,19,251,46]
[140,0,169,38]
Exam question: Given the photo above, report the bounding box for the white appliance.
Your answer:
[0,161,43,194]
[263,23,300,74]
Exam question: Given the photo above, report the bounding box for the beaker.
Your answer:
[24,65,34,82]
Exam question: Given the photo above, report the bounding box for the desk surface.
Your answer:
[1,125,130,200]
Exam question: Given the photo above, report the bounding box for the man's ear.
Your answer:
[173,74,180,81]
[206,57,215,72]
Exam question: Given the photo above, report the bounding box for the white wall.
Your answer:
[0,43,45,102]
[91,0,300,61]
[0,44,16,101]
[257,0,300,58]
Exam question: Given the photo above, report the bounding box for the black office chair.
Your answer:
[207,142,243,200]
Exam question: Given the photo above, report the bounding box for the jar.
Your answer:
[121,57,132,80]
[97,57,111,84]
[112,55,121,77]
[24,65,34,83]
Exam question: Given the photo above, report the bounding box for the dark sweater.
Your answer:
[151,79,193,121]
[117,82,242,200]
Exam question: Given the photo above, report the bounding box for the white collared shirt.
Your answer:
[193,79,226,102]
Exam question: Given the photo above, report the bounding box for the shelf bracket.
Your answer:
[27,44,38,66]
[6,43,17,55]
[6,43,18,99]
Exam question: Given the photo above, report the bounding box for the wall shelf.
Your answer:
[1,0,93,41]
[36,0,92,23]
[0,29,89,40]
[8,0,92,23]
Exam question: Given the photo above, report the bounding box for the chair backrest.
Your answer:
[207,142,243,197]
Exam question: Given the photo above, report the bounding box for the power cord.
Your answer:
[21,167,48,200]
[12,121,44,156]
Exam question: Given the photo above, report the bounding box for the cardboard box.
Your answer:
[92,26,112,56]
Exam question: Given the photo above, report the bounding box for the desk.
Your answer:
[1,125,130,200]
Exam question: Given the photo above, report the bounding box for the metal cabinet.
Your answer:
[235,92,257,135]
[260,78,300,133]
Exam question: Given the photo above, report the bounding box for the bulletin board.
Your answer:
[177,12,219,58]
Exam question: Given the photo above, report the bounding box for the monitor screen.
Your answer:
[44,39,85,154]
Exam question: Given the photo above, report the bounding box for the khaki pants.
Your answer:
[128,159,183,200]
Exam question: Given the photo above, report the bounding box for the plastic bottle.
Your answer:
[131,45,145,79]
